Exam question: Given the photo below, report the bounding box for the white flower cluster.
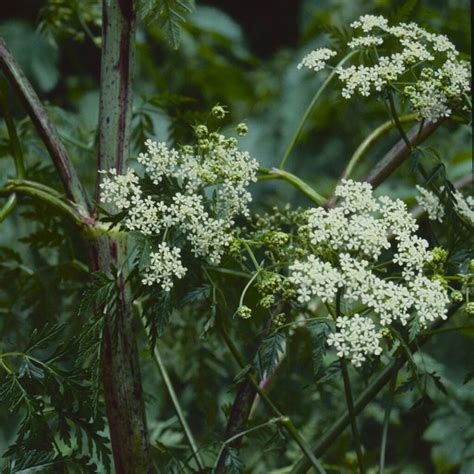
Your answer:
[99,129,258,291]
[142,243,186,290]
[416,185,445,222]
[298,15,471,121]
[453,192,474,225]
[289,180,450,366]
[327,314,383,367]
[416,186,474,225]
[297,48,337,72]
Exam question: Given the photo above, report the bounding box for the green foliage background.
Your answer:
[0,0,472,472]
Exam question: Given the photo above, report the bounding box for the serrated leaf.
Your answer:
[143,289,172,347]
[310,321,330,377]
[317,360,341,385]
[142,0,194,49]
[224,446,244,474]
[254,331,286,380]
[181,284,211,305]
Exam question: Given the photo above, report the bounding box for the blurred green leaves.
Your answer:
[0,21,59,93]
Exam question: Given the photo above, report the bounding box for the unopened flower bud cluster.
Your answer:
[289,179,449,367]
[298,15,471,121]
[99,123,258,291]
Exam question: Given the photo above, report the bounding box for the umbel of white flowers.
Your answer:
[416,185,474,225]
[298,15,471,122]
[99,126,259,289]
[289,180,449,367]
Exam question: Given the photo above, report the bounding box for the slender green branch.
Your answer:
[335,289,365,473]
[236,270,261,312]
[259,167,325,205]
[290,303,461,474]
[0,79,25,222]
[0,194,16,223]
[342,114,418,180]
[0,37,90,211]
[280,418,327,474]
[279,51,357,170]
[0,78,25,178]
[386,89,412,150]
[213,417,285,472]
[340,358,365,473]
[218,318,326,474]
[379,368,397,474]
[1,179,84,225]
[138,312,205,470]
[422,325,474,337]
[243,241,261,271]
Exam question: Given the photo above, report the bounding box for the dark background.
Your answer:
[0,0,303,57]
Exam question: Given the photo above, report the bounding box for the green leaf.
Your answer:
[224,446,244,474]
[143,289,172,347]
[317,360,341,385]
[408,317,421,343]
[0,21,59,92]
[141,0,193,49]
[309,321,330,377]
[254,331,286,380]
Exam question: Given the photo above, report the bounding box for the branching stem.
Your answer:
[279,51,357,170]
[138,310,205,471]
[258,167,325,205]
[335,290,365,473]
[218,318,326,474]
[379,368,397,474]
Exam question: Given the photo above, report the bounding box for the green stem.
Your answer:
[140,314,205,470]
[0,37,90,211]
[379,369,397,474]
[258,167,325,206]
[213,417,284,472]
[1,179,84,225]
[243,241,261,271]
[386,89,412,150]
[0,193,16,223]
[0,78,25,178]
[334,289,364,473]
[340,358,365,474]
[422,325,474,336]
[218,319,326,474]
[0,78,26,222]
[279,51,357,170]
[342,114,418,180]
[280,418,327,474]
[290,303,461,474]
[94,2,152,472]
[236,270,260,311]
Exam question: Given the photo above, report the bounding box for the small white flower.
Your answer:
[297,48,337,72]
[453,191,474,225]
[302,15,471,120]
[416,186,445,222]
[327,314,383,367]
[289,256,343,303]
[142,243,187,291]
[348,35,384,49]
[290,179,450,367]
[350,15,389,33]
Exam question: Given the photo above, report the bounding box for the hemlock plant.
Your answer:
[0,3,472,473]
